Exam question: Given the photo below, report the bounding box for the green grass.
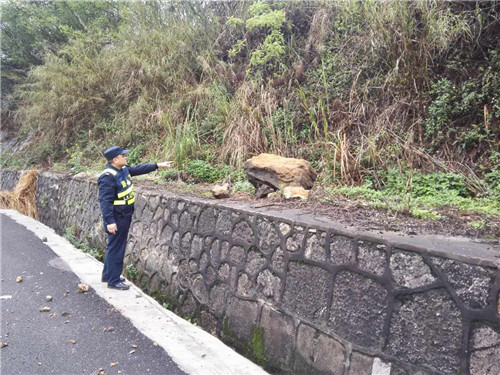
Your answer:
[327,171,500,219]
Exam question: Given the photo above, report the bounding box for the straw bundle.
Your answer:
[0,170,38,219]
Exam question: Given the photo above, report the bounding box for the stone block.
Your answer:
[224,296,260,345]
[390,364,409,375]
[431,257,496,309]
[329,235,356,265]
[286,226,305,252]
[191,274,208,305]
[279,222,291,236]
[190,234,203,259]
[199,251,208,271]
[198,207,217,234]
[256,269,282,302]
[390,250,436,288]
[218,263,230,281]
[215,210,232,236]
[256,217,281,254]
[304,231,327,262]
[160,223,173,245]
[198,309,218,335]
[237,272,254,297]
[347,351,373,375]
[209,239,220,268]
[271,248,285,273]
[294,323,345,375]
[358,241,387,276]
[205,265,216,285]
[170,212,179,227]
[209,283,227,315]
[245,248,267,276]
[232,219,254,245]
[372,358,391,375]
[386,289,463,374]
[229,245,246,265]
[329,271,388,349]
[259,305,295,371]
[283,262,331,324]
[469,324,500,375]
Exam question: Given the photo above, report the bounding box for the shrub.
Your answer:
[186,160,220,183]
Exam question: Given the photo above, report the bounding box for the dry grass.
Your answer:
[0,170,38,219]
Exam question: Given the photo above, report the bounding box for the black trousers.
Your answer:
[102,213,132,286]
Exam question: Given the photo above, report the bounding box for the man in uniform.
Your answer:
[98,146,171,290]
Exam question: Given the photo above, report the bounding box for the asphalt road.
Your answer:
[0,213,186,375]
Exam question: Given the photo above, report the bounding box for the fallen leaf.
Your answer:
[49,313,57,317]
[46,295,53,301]
[152,342,158,347]
[68,339,77,344]
[110,362,117,367]
[131,344,138,348]
[103,326,115,332]
[0,341,8,348]
[61,312,71,317]
[78,284,89,293]
[16,276,23,283]
[92,369,106,375]
[40,306,51,312]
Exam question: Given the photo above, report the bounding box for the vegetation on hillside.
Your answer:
[1,0,499,222]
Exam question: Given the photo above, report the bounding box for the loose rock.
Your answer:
[211,183,230,199]
[78,284,89,293]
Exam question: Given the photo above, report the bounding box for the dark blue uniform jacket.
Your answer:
[98,163,158,225]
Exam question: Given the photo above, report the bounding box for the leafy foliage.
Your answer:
[186,160,220,183]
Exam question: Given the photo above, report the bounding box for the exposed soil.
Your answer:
[137,179,500,243]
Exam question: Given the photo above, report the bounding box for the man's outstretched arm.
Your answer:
[128,161,172,176]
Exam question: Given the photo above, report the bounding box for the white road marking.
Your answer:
[1,209,268,375]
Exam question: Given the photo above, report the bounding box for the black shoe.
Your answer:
[102,276,125,283]
[107,282,130,290]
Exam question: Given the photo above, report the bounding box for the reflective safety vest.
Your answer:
[100,167,135,206]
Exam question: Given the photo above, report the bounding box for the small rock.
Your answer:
[61,312,71,317]
[78,284,89,293]
[0,341,8,348]
[129,349,136,354]
[40,306,51,312]
[68,339,77,344]
[49,313,57,317]
[64,320,70,324]
[16,276,23,283]
[283,186,309,200]
[46,295,53,301]
[152,342,158,347]
[110,363,117,367]
[104,326,115,332]
[42,237,47,242]
[131,344,138,348]
[211,183,230,199]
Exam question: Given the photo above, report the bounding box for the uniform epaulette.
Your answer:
[99,168,118,177]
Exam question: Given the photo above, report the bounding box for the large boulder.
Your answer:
[244,153,316,198]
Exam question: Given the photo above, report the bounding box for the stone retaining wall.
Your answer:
[1,169,499,375]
